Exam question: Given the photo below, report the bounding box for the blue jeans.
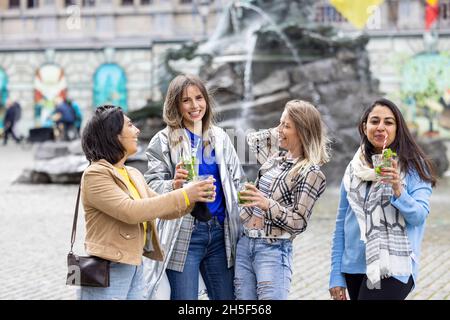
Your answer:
[78,261,145,300]
[166,217,234,300]
[234,235,293,300]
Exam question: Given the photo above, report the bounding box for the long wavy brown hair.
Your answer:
[163,74,215,134]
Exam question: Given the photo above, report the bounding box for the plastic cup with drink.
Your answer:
[182,155,197,182]
[237,181,255,205]
[195,174,215,202]
[372,148,397,195]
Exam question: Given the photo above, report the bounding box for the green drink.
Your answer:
[182,156,197,182]
[196,174,215,201]
[237,191,247,205]
[372,148,397,179]
[237,181,254,205]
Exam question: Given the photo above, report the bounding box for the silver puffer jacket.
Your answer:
[141,126,244,299]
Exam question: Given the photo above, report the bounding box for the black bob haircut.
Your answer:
[81,105,125,164]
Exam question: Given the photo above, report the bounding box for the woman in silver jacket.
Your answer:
[142,74,244,300]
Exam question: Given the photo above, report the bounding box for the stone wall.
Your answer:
[367,35,450,99]
[0,48,152,136]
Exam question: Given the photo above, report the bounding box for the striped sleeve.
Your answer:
[239,206,253,224]
[265,169,326,235]
[247,128,279,165]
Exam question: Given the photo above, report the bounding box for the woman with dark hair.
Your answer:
[329,98,436,300]
[143,74,244,300]
[78,105,215,300]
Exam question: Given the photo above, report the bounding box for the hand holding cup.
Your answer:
[172,161,189,190]
[183,178,216,203]
[238,182,270,211]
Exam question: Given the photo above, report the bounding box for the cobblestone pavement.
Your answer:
[0,144,449,300]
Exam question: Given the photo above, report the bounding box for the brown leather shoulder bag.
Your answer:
[66,185,110,287]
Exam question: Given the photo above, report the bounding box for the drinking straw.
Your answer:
[382,133,387,154]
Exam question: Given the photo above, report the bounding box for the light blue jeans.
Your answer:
[234,235,293,300]
[78,260,145,300]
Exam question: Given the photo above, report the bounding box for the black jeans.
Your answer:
[344,273,414,300]
[3,125,20,145]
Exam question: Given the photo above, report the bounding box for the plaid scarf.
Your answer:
[343,147,412,289]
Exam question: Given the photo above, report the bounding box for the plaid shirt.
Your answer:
[241,129,326,239]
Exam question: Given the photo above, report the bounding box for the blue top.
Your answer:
[186,129,226,223]
[54,102,75,124]
[329,170,432,289]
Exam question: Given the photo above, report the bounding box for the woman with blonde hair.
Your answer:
[235,99,330,300]
[143,74,244,300]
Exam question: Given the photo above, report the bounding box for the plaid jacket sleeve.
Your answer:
[265,168,326,235]
[239,206,253,224]
[247,128,279,165]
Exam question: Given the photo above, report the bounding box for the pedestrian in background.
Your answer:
[3,100,22,145]
[235,99,330,300]
[78,105,215,300]
[66,97,83,138]
[329,98,437,300]
[52,96,76,141]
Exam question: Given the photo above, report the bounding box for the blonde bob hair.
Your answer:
[284,99,331,178]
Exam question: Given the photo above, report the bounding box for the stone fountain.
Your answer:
[17,0,447,184]
[159,0,383,183]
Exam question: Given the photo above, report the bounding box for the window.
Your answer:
[386,0,398,25]
[82,0,95,6]
[141,0,151,5]
[27,0,39,8]
[180,0,192,4]
[441,2,449,20]
[122,0,133,5]
[315,4,346,23]
[65,0,77,6]
[9,0,20,8]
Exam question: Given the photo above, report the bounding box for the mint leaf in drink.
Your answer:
[383,148,397,159]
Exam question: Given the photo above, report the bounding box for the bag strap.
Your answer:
[69,184,81,254]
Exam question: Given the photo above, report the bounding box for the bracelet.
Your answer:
[181,189,190,207]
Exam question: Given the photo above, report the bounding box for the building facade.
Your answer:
[315,0,450,136]
[0,0,449,136]
[0,0,225,132]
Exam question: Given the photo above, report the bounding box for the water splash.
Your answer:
[234,1,301,66]
[230,3,241,34]
[243,29,258,102]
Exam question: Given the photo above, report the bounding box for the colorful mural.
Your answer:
[0,68,8,130]
[93,63,127,112]
[34,63,67,127]
[401,52,450,137]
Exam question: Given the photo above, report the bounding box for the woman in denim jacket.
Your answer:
[329,98,437,300]
[235,100,330,300]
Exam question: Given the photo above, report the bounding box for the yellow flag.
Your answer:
[330,0,385,29]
